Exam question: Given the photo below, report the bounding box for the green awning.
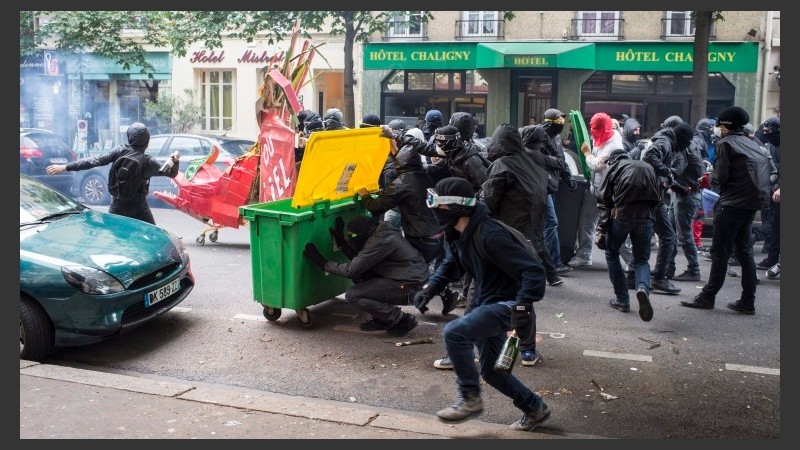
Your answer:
[476,42,595,69]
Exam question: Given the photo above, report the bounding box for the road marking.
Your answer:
[170,307,192,313]
[724,364,780,375]
[583,350,653,362]
[233,314,266,322]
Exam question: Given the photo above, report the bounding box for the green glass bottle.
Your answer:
[494,330,519,376]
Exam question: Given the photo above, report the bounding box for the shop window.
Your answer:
[407,71,465,92]
[465,70,488,94]
[664,11,695,37]
[611,74,656,95]
[199,69,234,131]
[382,70,405,92]
[576,11,621,37]
[386,11,426,39]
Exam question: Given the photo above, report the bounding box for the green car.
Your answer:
[20,174,195,361]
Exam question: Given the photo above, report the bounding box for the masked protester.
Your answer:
[413,177,550,432]
[303,215,428,335]
[46,122,179,225]
[757,117,780,270]
[322,108,347,130]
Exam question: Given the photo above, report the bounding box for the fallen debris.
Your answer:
[591,379,618,401]
[395,338,435,347]
[638,337,661,349]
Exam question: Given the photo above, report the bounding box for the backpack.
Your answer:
[748,145,775,208]
[471,217,540,265]
[109,151,147,201]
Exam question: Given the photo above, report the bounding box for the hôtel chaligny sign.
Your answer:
[189,49,286,64]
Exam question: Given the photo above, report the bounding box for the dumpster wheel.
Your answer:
[297,308,313,328]
[263,306,282,321]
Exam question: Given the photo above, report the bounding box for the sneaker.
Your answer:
[567,256,592,267]
[680,294,714,309]
[433,355,454,370]
[359,317,391,331]
[455,293,467,309]
[440,287,458,315]
[727,268,738,277]
[509,402,551,431]
[651,278,681,295]
[766,263,780,279]
[521,350,542,366]
[386,313,418,337]
[609,299,630,313]
[636,288,653,322]
[727,300,755,315]
[555,265,573,275]
[756,258,778,270]
[436,393,484,423]
[729,256,740,266]
[547,275,563,286]
[672,271,701,282]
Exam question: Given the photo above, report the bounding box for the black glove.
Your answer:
[329,216,347,249]
[670,182,688,196]
[412,284,436,314]
[568,178,577,191]
[303,243,328,270]
[595,231,608,251]
[511,303,532,341]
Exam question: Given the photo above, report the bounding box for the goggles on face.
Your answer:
[426,188,477,209]
[544,117,565,125]
[434,133,459,143]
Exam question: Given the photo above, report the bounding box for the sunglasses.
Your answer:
[426,188,477,209]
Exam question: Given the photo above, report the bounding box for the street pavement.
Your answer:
[20,359,586,440]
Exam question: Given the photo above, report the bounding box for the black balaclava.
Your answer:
[660,115,684,130]
[761,117,780,146]
[449,112,476,142]
[323,108,345,130]
[430,177,476,230]
[387,119,407,131]
[433,125,463,155]
[127,122,150,152]
[696,118,716,144]
[346,215,379,253]
[486,123,522,161]
[303,112,323,135]
[541,109,565,137]
[606,148,630,166]
[672,123,694,151]
[360,114,382,128]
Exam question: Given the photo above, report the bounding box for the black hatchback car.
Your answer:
[20,128,76,196]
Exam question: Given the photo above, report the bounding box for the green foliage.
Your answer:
[144,88,203,134]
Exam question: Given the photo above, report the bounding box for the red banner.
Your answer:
[258,110,297,203]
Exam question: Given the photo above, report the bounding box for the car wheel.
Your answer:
[80,173,110,205]
[20,296,54,362]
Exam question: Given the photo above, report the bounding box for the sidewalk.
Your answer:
[20,360,584,439]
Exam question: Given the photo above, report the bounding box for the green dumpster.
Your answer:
[240,127,391,327]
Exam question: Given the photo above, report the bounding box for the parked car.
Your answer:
[20,128,76,196]
[144,134,256,206]
[19,174,195,361]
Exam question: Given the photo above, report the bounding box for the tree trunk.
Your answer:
[690,11,713,127]
[342,14,356,128]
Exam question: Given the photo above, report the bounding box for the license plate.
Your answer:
[49,158,68,164]
[145,278,181,307]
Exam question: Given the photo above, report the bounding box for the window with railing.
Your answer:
[456,11,503,40]
[574,11,622,38]
[385,11,426,39]
[664,11,695,37]
[199,70,235,132]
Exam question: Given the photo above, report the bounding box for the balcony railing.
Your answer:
[569,18,625,40]
[382,20,428,41]
[660,18,716,40]
[455,19,505,41]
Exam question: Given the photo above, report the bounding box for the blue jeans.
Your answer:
[652,200,677,280]
[702,205,758,307]
[667,192,700,276]
[542,194,562,266]
[442,301,543,413]
[605,218,653,304]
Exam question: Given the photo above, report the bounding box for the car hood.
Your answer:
[20,210,182,287]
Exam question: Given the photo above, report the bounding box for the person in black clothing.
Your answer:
[597,149,661,321]
[756,117,780,269]
[46,122,179,225]
[641,117,693,295]
[621,117,645,154]
[680,106,777,315]
[412,177,550,432]
[303,215,428,335]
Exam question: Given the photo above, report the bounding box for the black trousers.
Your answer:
[702,204,758,307]
[345,277,422,325]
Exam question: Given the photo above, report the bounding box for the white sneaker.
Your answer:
[567,256,592,267]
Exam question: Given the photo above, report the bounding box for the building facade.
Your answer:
[358,10,780,137]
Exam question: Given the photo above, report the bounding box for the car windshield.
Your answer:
[20,176,85,225]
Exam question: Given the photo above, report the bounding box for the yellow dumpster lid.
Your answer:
[291,127,391,208]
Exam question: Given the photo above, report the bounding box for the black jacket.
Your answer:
[642,128,677,204]
[520,125,568,194]
[323,221,429,284]
[402,136,488,193]
[424,202,546,310]
[598,155,661,232]
[671,138,705,195]
[714,132,779,211]
[361,147,441,239]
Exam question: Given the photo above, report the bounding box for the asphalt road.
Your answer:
[46,204,780,439]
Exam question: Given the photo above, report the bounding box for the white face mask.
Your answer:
[713,126,722,138]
